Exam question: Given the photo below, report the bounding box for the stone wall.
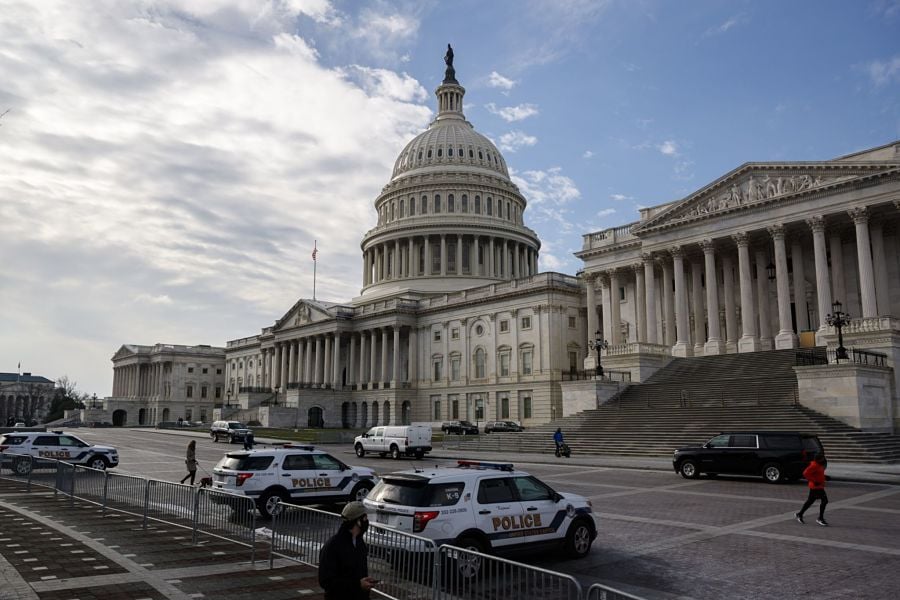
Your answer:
[794,364,895,433]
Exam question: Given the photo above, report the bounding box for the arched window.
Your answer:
[498,201,503,219]
[409,197,415,216]
[474,348,486,379]
[469,149,474,159]
[399,198,405,217]
[478,150,484,160]
[437,147,443,158]
[434,195,441,213]
[459,147,464,158]
[427,149,433,159]
[475,195,481,213]
[507,201,511,220]
[390,202,394,221]
[418,150,423,161]
[462,194,468,212]
[421,195,428,214]
[448,147,453,157]
[448,194,455,213]
[487,197,493,216]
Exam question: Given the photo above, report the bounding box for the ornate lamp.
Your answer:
[825,300,850,362]
[588,329,609,378]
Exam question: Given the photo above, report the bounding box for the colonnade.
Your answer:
[261,326,418,393]
[586,205,894,356]
[363,234,538,286]
[112,363,167,398]
[0,394,48,423]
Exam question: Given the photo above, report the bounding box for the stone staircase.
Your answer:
[463,348,900,463]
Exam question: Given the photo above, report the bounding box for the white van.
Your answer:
[354,425,432,460]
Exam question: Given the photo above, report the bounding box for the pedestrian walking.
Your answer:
[795,453,828,526]
[180,440,198,485]
[243,430,255,451]
[318,501,378,599]
[553,427,564,457]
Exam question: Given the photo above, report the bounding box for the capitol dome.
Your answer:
[359,47,541,298]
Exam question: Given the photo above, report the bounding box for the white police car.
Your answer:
[363,460,596,559]
[211,444,378,517]
[0,431,119,474]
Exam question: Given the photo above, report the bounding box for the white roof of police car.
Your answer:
[380,464,529,482]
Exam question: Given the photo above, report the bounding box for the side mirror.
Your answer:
[553,492,563,503]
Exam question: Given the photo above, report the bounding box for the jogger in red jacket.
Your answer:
[795,453,828,526]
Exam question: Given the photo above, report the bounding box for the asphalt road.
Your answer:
[70,428,900,600]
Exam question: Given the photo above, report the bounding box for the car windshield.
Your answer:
[227,422,246,429]
[370,478,464,507]
[217,454,273,471]
[460,421,475,427]
[0,435,26,446]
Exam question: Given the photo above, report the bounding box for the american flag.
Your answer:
[312,241,318,261]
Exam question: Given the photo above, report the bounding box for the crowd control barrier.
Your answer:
[585,583,647,600]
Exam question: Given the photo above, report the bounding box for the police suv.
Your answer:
[363,460,597,559]
[211,444,378,517]
[0,431,119,474]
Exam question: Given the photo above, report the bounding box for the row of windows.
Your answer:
[185,385,222,399]
[398,145,504,171]
[379,194,521,225]
[186,366,222,375]
[432,391,533,421]
[432,348,535,381]
[433,316,534,342]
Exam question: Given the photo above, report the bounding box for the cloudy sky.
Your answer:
[2,0,898,396]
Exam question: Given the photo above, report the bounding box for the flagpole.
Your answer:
[312,240,317,301]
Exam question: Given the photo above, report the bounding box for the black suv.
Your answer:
[673,432,824,483]
[484,420,524,433]
[441,420,479,435]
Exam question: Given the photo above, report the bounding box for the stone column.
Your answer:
[633,263,646,342]
[722,254,738,353]
[791,239,809,331]
[381,328,389,387]
[849,207,878,317]
[157,363,164,397]
[585,273,599,360]
[807,216,832,344]
[869,219,890,316]
[691,258,705,354]
[829,232,846,306]
[359,332,368,386]
[440,234,447,277]
[769,224,797,348]
[700,240,724,354]
[392,327,401,385]
[643,254,658,344]
[314,336,323,387]
[304,338,313,385]
[502,239,509,277]
[323,335,332,387]
[661,258,676,346]
[273,344,282,392]
[489,237,495,277]
[671,248,691,356]
[457,234,464,275]
[599,273,612,342]
[755,249,773,349]
[370,329,378,386]
[409,238,415,276]
[348,334,356,386]
[513,243,520,279]
[393,240,400,279]
[287,341,295,385]
[608,269,622,345]
[734,232,759,352]
[332,334,341,388]
[408,327,418,383]
[424,236,432,276]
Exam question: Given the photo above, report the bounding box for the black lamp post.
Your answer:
[826,300,850,362]
[588,329,609,378]
[273,384,280,406]
[766,261,776,281]
[225,389,232,408]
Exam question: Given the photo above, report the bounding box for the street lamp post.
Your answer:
[826,300,850,362]
[588,329,609,378]
[273,385,280,406]
[225,389,232,409]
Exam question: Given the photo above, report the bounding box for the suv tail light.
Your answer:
[413,511,439,532]
[404,437,409,447]
[236,473,254,487]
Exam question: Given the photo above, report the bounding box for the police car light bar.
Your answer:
[457,460,514,471]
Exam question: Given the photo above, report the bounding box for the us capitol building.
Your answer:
[102,49,900,434]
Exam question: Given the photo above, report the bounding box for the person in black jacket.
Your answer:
[318,501,377,599]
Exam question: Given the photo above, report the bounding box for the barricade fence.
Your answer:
[0,456,647,600]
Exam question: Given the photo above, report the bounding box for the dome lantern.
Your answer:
[435,44,465,122]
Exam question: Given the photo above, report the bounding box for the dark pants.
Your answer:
[799,489,828,519]
[181,467,196,485]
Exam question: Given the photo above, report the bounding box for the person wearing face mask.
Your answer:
[318,501,378,599]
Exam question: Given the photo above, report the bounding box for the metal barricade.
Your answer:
[435,544,582,600]
[105,472,150,516]
[270,503,342,567]
[0,452,34,491]
[585,583,647,600]
[55,462,76,504]
[366,523,438,600]
[73,465,107,506]
[145,479,199,529]
[195,488,258,563]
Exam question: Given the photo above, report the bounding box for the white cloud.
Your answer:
[512,167,581,206]
[499,130,538,152]
[0,0,432,395]
[609,194,632,201]
[485,102,539,122]
[596,208,616,218]
[866,56,900,86]
[582,150,594,159]
[702,14,746,37]
[657,140,678,156]
[488,71,517,90]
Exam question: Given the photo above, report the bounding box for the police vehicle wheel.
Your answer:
[565,519,593,558]
[390,446,401,460]
[14,458,32,476]
[679,460,700,479]
[355,444,365,458]
[452,537,484,579]
[259,489,288,518]
[88,455,109,471]
[762,462,784,483]
[351,481,373,501]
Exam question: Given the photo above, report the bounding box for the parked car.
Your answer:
[354,425,432,459]
[673,431,825,483]
[210,420,251,443]
[441,420,479,435]
[484,420,524,433]
[0,431,119,474]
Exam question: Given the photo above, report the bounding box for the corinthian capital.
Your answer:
[641,252,654,264]
[669,246,684,259]
[698,239,716,254]
[848,206,869,224]
[767,223,785,240]
[806,215,826,234]
[731,231,750,248]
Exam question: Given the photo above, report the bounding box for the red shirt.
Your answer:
[803,461,826,490]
